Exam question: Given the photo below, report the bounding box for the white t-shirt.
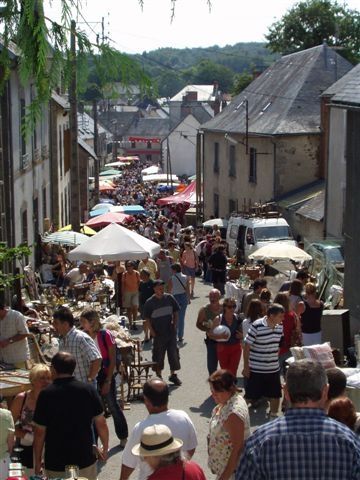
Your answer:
[66,268,85,285]
[242,318,251,338]
[121,409,198,480]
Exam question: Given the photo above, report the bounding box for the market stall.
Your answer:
[0,370,31,398]
[68,222,161,262]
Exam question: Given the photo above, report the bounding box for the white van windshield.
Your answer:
[254,226,292,242]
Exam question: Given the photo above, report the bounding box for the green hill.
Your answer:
[130,43,279,97]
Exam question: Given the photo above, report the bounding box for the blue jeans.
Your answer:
[174,292,188,340]
[98,375,128,440]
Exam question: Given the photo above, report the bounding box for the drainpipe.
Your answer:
[271,138,277,199]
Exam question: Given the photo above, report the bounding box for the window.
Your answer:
[229,199,236,214]
[229,145,236,177]
[249,147,257,183]
[214,193,219,218]
[21,210,28,244]
[59,126,63,178]
[213,142,219,173]
[20,99,26,156]
[42,187,47,219]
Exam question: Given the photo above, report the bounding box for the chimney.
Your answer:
[183,91,198,102]
[213,81,219,97]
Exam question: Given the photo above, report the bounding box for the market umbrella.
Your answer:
[142,165,159,175]
[117,156,139,162]
[111,205,146,215]
[203,218,229,228]
[42,231,90,246]
[67,223,161,261]
[89,203,113,218]
[99,183,115,193]
[248,242,312,262]
[99,169,122,176]
[85,212,133,228]
[58,224,97,236]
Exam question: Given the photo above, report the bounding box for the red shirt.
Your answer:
[279,311,297,355]
[148,460,206,480]
[96,329,115,375]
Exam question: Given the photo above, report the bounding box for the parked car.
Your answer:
[306,242,344,276]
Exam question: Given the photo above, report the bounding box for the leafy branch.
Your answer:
[0,243,32,290]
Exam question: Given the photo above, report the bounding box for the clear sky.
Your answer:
[47,0,360,54]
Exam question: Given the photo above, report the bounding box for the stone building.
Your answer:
[199,44,352,219]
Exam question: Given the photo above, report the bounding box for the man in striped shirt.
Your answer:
[243,303,284,417]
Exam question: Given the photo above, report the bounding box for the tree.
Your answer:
[0,244,31,291]
[266,0,360,63]
[232,71,253,95]
[0,1,157,130]
[182,60,235,93]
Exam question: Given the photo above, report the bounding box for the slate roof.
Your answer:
[77,112,112,140]
[190,105,213,124]
[296,190,324,222]
[201,44,352,135]
[98,111,139,137]
[325,63,360,107]
[51,92,69,110]
[127,117,170,137]
[78,137,97,159]
[277,180,324,210]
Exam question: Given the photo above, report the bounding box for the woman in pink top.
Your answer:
[180,242,198,298]
[80,308,128,446]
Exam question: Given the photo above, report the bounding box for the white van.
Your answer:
[227,215,296,260]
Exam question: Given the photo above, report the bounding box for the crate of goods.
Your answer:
[243,267,261,280]
[228,268,241,280]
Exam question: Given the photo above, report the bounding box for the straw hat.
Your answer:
[132,424,183,457]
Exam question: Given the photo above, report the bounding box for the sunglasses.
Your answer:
[224,304,236,309]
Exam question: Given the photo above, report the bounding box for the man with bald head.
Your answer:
[120,378,197,480]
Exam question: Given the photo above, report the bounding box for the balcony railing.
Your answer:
[20,153,30,171]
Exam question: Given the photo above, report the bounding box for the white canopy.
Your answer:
[142,174,178,183]
[203,218,229,228]
[141,165,160,175]
[104,161,131,168]
[248,242,312,262]
[67,223,161,261]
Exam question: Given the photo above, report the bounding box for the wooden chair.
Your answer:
[127,339,157,401]
[26,334,49,367]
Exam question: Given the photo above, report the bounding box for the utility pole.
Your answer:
[69,20,80,232]
[93,99,100,204]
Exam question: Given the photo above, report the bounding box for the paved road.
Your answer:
[99,277,270,479]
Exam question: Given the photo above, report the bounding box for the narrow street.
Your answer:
[99,277,269,479]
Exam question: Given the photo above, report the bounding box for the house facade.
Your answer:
[200,45,352,220]
[322,64,360,241]
[324,66,360,335]
[162,113,209,177]
[0,44,51,259]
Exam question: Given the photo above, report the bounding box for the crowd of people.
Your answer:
[0,159,359,480]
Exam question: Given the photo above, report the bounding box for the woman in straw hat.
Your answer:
[132,424,206,480]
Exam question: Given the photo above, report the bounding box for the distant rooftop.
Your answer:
[324,63,360,107]
[202,44,352,136]
[170,85,216,102]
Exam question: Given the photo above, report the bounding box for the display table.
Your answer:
[342,368,360,410]
[0,370,30,397]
